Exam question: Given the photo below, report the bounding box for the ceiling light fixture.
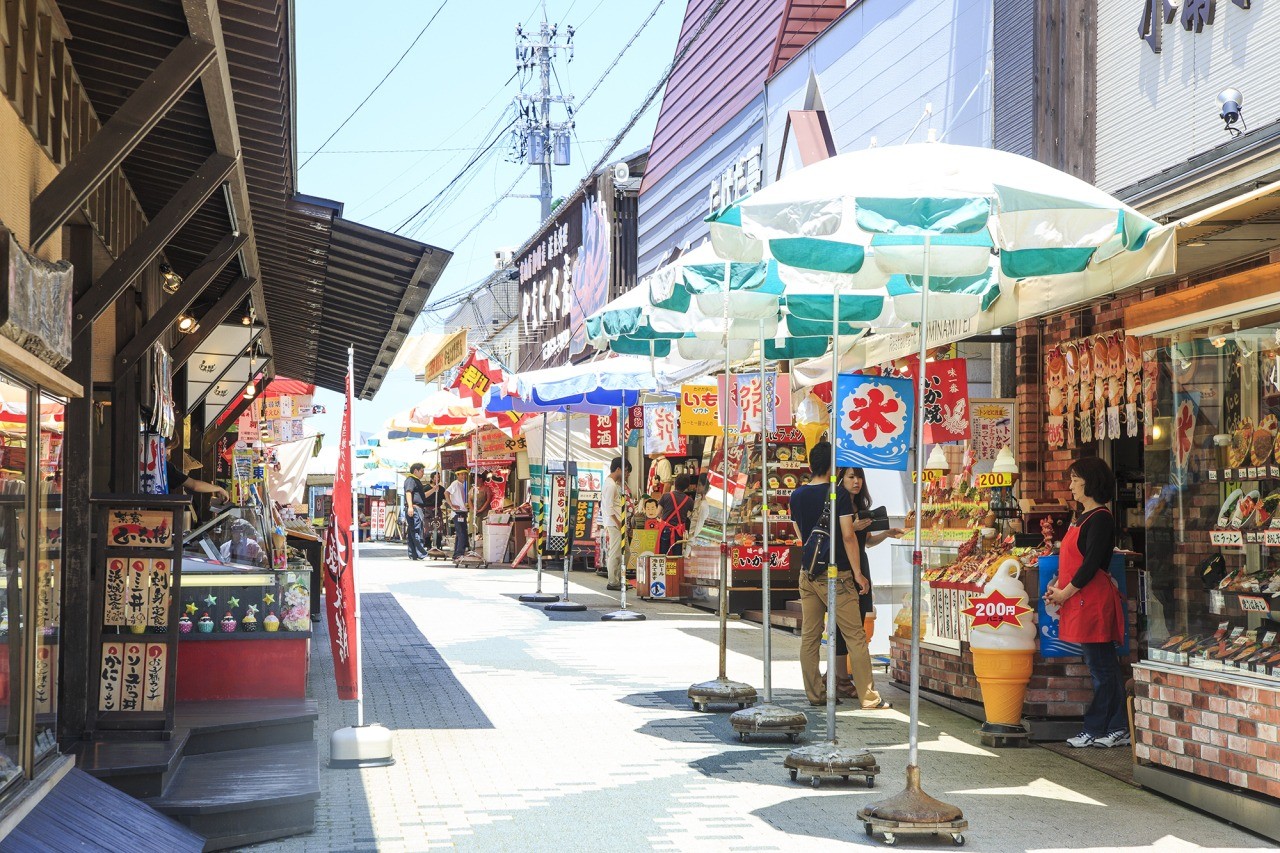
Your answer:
[176,313,199,334]
[1185,240,1207,248]
[160,263,183,294]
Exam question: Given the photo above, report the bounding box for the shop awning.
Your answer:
[55,1,451,403]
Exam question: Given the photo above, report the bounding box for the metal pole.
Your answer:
[538,21,552,222]
[537,412,549,591]
[827,282,840,741]
[909,235,932,767]
[348,345,364,729]
[718,340,731,680]
[759,320,773,702]
[618,406,630,610]
[561,408,572,600]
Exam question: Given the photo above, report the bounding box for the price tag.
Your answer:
[1239,595,1271,613]
[1209,469,1219,482]
[1210,529,1244,546]
[974,471,1015,489]
[1209,590,1225,614]
[1265,530,1280,548]
[911,469,945,483]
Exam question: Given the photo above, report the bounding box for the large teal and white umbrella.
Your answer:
[706,142,1175,828]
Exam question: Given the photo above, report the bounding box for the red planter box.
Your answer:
[176,637,309,701]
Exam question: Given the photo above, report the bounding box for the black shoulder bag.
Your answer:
[801,499,834,581]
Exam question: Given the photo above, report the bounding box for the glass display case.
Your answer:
[180,507,312,637]
[1143,326,1280,683]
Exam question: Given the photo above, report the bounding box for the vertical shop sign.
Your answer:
[921,358,970,444]
[716,373,792,433]
[679,384,721,436]
[644,401,685,455]
[969,399,1016,462]
[833,374,914,471]
[589,412,618,447]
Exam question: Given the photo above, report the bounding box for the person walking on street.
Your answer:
[602,457,624,590]
[423,471,445,555]
[446,468,470,559]
[1047,456,1129,749]
[404,463,428,560]
[789,442,889,709]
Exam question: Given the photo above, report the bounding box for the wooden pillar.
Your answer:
[111,285,140,492]
[59,224,95,743]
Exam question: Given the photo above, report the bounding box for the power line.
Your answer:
[393,118,518,233]
[301,138,611,155]
[299,0,451,171]
[574,0,666,113]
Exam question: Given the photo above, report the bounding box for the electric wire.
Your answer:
[299,0,451,171]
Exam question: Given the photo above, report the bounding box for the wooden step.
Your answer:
[175,698,318,755]
[0,768,203,852]
[785,598,804,614]
[742,609,802,631]
[75,729,191,798]
[146,741,319,851]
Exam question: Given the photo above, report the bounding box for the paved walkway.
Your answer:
[247,546,1271,852]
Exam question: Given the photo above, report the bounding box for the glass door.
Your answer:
[0,372,30,790]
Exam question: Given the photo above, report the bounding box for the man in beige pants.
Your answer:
[789,441,888,709]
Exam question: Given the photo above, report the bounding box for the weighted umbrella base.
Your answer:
[978,721,1030,749]
[784,741,879,788]
[519,592,560,603]
[601,609,646,621]
[545,600,587,612]
[688,677,757,712]
[858,764,966,845]
[730,703,808,743]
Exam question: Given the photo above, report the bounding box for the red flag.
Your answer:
[452,349,502,407]
[322,366,359,700]
[920,358,971,444]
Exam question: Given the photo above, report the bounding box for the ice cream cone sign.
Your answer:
[964,559,1037,734]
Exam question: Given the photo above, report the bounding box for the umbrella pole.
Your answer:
[519,412,557,602]
[546,407,586,612]
[783,273,877,785]
[604,404,644,621]
[858,233,965,834]
[688,278,755,712]
[730,320,805,741]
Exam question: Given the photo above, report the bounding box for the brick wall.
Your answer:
[1134,665,1280,801]
[889,635,1117,719]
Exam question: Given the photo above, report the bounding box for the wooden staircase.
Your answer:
[743,597,804,632]
[76,699,320,851]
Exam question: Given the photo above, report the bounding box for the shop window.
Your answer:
[0,373,29,790]
[1144,325,1280,680]
[34,392,64,763]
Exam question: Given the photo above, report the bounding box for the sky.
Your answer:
[294,0,687,448]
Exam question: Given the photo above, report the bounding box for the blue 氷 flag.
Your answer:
[833,374,915,471]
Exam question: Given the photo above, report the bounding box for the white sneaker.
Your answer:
[1066,731,1096,748]
[1094,729,1131,748]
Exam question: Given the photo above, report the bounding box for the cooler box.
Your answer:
[483,521,512,563]
[636,554,683,600]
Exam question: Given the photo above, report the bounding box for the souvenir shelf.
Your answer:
[88,495,189,739]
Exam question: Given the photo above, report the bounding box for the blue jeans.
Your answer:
[1080,642,1127,737]
[452,511,469,558]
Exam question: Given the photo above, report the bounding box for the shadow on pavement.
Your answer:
[617,688,694,711]
[752,795,885,846]
[359,592,494,730]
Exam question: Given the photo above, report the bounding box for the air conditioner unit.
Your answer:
[494,247,515,269]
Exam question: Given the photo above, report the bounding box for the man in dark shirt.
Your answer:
[165,447,229,502]
[404,463,428,560]
[789,441,886,709]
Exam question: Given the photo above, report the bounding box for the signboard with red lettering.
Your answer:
[920,358,971,444]
[679,384,720,436]
[644,401,686,456]
[589,412,617,448]
[717,373,792,433]
[729,546,792,573]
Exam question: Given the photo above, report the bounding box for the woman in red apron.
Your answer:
[1047,456,1128,749]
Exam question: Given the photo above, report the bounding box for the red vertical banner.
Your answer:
[589,412,617,448]
[322,367,359,700]
[919,358,972,444]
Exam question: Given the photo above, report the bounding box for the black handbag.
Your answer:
[1197,553,1226,590]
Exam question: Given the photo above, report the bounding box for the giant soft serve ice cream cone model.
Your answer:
[964,558,1037,739]
[794,393,828,454]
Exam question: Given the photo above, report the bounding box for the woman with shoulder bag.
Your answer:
[1046,456,1129,749]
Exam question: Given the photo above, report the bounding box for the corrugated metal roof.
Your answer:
[769,0,848,75]
[640,0,786,195]
[55,0,450,401]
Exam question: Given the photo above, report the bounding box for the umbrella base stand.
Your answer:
[857,764,967,846]
[545,600,587,612]
[519,592,560,603]
[784,741,879,788]
[729,702,807,743]
[601,608,645,621]
[978,721,1030,749]
[688,677,756,712]
[426,549,448,559]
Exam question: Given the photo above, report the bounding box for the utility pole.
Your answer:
[513,18,574,223]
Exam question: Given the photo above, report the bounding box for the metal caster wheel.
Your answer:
[787,733,798,744]
[810,776,821,789]
[952,834,966,846]
[789,769,798,782]
[841,775,850,782]
[692,702,704,712]
[738,732,747,743]
[865,775,875,788]
[739,703,747,709]
[863,823,873,837]
[883,832,897,846]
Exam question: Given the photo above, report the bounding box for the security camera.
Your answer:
[1219,88,1244,135]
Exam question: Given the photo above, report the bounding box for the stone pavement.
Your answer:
[245,546,1271,852]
